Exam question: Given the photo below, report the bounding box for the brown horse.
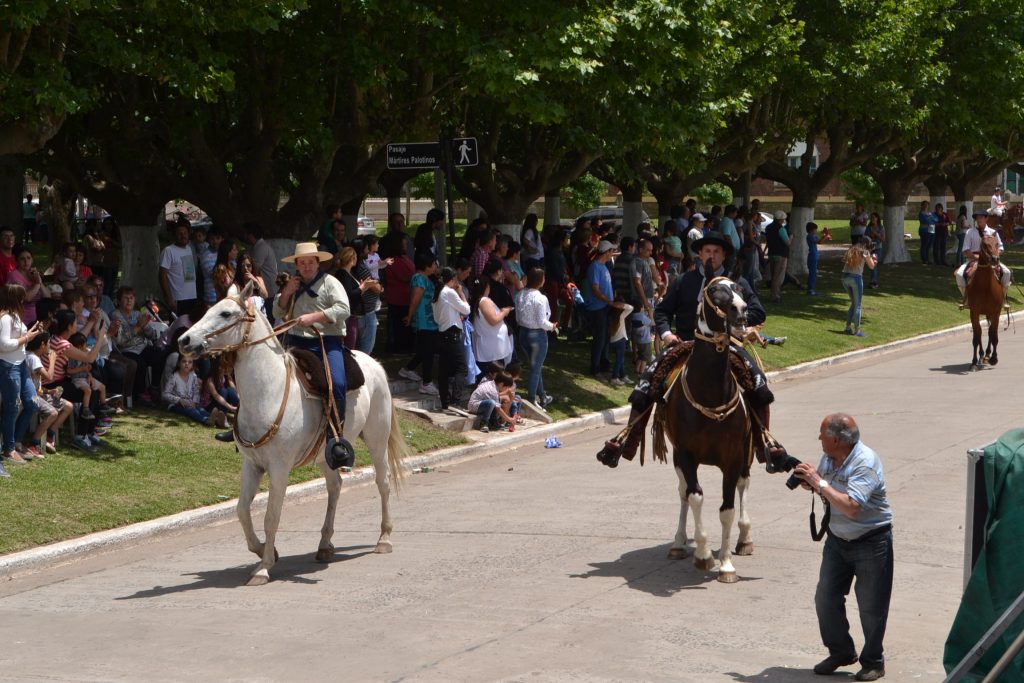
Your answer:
[966,233,1003,369]
[991,204,1023,245]
[656,276,754,583]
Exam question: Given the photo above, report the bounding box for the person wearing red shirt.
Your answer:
[382,240,415,354]
[0,229,18,281]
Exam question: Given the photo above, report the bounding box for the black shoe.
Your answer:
[214,430,234,443]
[813,654,858,675]
[326,435,355,470]
[854,667,885,681]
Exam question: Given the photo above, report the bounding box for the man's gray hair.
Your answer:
[825,414,860,446]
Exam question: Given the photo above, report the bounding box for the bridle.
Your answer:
[191,295,307,451]
[684,276,744,421]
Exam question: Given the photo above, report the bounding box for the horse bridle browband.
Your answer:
[685,276,744,421]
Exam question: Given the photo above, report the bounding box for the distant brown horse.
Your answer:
[655,276,754,583]
[991,204,1023,245]
[966,233,1004,369]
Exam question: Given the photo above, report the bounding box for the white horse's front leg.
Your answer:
[237,458,264,557]
[374,453,394,554]
[668,466,690,560]
[734,476,753,556]
[247,464,289,586]
[689,493,714,571]
[717,506,738,583]
[315,459,342,563]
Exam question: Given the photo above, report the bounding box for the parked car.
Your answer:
[575,205,651,230]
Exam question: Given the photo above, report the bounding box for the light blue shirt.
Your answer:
[584,259,613,311]
[719,217,741,251]
[816,441,893,541]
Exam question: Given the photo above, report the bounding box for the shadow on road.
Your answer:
[114,545,375,600]
[930,362,981,375]
[724,666,835,681]
[568,543,762,597]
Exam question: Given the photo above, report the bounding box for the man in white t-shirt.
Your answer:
[990,187,1007,217]
[243,222,279,303]
[955,212,1011,307]
[850,204,870,244]
[159,222,199,319]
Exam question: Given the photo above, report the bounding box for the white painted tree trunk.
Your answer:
[266,238,298,277]
[786,205,814,276]
[120,224,162,300]
[494,223,521,241]
[958,200,974,218]
[930,194,947,211]
[621,201,643,238]
[466,200,482,223]
[882,205,910,263]
[543,195,560,226]
[659,214,671,230]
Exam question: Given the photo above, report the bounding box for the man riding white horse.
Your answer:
[275,242,353,455]
[955,212,1011,310]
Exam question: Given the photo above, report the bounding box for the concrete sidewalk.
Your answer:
[0,318,1016,681]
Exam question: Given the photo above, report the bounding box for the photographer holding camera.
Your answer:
[793,413,893,682]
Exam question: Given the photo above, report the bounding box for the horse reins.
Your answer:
[685,277,743,421]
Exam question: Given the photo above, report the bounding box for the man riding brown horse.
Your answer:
[597,233,789,471]
[955,212,1011,310]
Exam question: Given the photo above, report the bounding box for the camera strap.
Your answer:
[810,493,830,542]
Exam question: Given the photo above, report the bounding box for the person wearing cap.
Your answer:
[990,186,1007,217]
[955,212,1011,308]
[685,213,707,262]
[598,233,786,469]
[583,240,624,377]
[765,210,791,302]
[274,242,352,451]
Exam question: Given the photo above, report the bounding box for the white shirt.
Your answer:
[432,286,470,331]
[0,313,27,364]
[515,288,554,331]
[159,244,198,301]
[523,227,545,261]
[963,226,1004,255]
[991,194,1006,216]
[473,297,513,364]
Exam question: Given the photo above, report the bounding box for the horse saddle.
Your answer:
[289,348,365,397]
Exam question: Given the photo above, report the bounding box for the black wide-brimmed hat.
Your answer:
[691,232,734,255]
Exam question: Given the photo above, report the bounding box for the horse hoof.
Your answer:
[693,556,715,572]
[246,572,270,587]
[315,547,333,563]
[374,541,393,554]
[667,547,689,560]
[989,357,999,366]
[735,541,754,556]
[717,571,739,584]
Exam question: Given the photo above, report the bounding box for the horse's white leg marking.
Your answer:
[736,476,752,547]
[316,458,342,561]
[237,457,263,555]
[689,492,711,564]
[718,506,737,577]
[671,466,689,551]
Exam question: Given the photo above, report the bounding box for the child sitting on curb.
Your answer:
[467,370,517,433]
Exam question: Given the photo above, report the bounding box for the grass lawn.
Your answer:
[0,409,464,555]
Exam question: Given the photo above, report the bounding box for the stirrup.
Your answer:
[596,439,624,468]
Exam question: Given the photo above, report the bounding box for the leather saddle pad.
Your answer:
[289,347,365,397]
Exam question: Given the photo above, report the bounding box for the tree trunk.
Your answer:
[466,200,483,224]
[494,224,521,240]
[924,176,948,210]
[120,224,163,300]
[0,156,24,240]
[786,206,814,276]
[620,184,645,238]
[882,206,910,264]
[340,195,363,243]
[958,200,974,219]
[738,170,753,209]
[543,189,560,226]
[387,194,401,216]
[648,183,683,230]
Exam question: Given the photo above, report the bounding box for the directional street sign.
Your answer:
[386,137,478,170]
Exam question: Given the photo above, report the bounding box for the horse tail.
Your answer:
[386,403,409,492]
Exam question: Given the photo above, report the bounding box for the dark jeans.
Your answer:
[933,227,949,265]
[286,334,347,417]
[175,298,202,321]
[584,306,610,375]
[387,303,415,354]
[815,529,894,669]
[436,327,463,408]
[406,328,438,384]
[123,346,168,398]
[918,229,933,263]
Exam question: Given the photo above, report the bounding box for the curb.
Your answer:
[1,313,1015,578]
[0,405,630,579]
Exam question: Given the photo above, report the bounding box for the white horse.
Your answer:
[178,281,407,586]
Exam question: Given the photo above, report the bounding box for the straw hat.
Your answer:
[281,242,333,263]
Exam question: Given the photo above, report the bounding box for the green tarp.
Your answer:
[943,428,1024,680]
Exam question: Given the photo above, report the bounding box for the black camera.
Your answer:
[771,455,806,490]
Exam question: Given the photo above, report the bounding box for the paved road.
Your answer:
[0,326,1017,682]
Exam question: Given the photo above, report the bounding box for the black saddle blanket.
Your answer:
[289,348,365,396]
